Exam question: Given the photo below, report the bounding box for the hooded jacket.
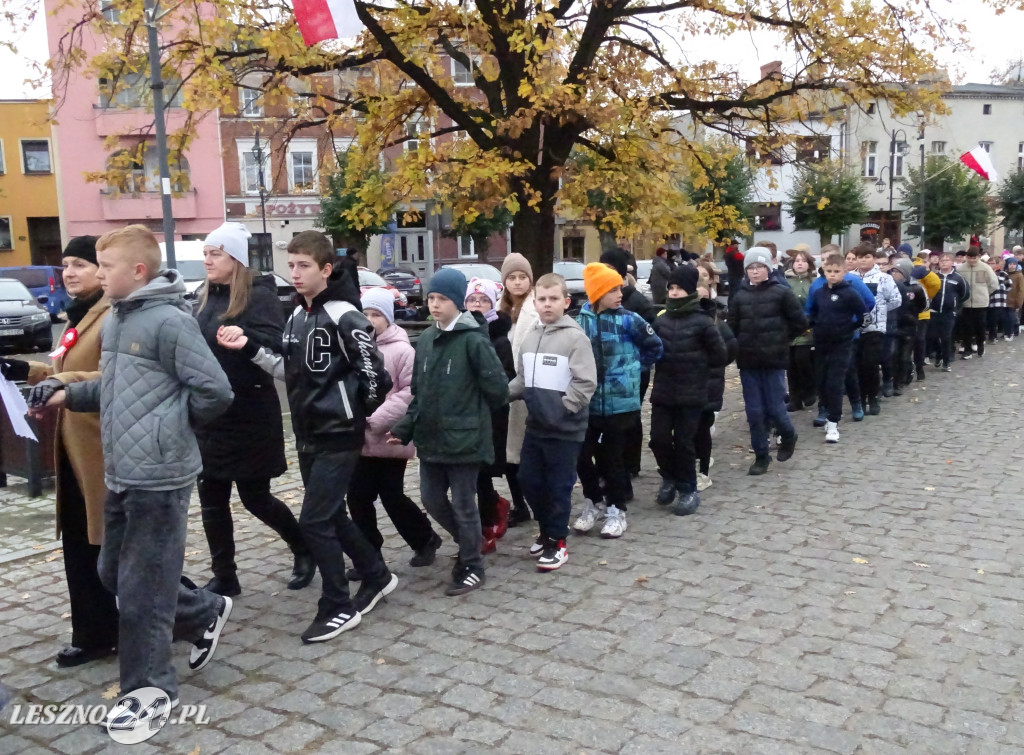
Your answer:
[508,314,597,442]
[361,322,416,460]
[702,299,737,412]
[785,269,816,346]
[1007,267,1024,309]
[650,293,729,407]
[929,269,970,313]
[891,278,928,335]
[915,267,940,320]
[728,277,808,370]
[244,268,392,454]
[855,264,902,334]
[64,270,234,492]
[806,278,868,343]
[958,261,998,308]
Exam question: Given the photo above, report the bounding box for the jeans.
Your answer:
[347,457,437,552]
[787,344,816,406]
[856,331,885,401]
[1003,307,1019,338]
[695,410,716,475]
[815,338,854,423]
[99,485,223,699]
[648,404,702,492]
[297,450,387,615]
[517,434,583,540]
[199,476,307,580]
[577,411,637,510]
[739,370,794,457]
[960,308,987,356]
[928,310,957,366]
[419,461,483,571]
[987,306,1004,340]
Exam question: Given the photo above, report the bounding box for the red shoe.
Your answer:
[481,533,497,554]
[494,497,510,540]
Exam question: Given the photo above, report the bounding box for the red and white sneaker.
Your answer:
[537,539,568,571]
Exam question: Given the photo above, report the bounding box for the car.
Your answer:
[551,260,588,313]
[0,266,71,322]
[376,267,423,304]
[358,267,408,307]
[191,273,298,321]
[438,263,502,283]
[634,259,653,300]
[0,278,54,353]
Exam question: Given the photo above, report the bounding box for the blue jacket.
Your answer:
[577,303,663,416]
[807,279,869,343]
[807,273,875,316]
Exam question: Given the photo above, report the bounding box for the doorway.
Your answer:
[27,217,61,265]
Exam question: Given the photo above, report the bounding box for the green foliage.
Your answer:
[997,170,1024,236]
[786,161,868,247]
[900,156,990,249]
[686,152,754,243]
[317,152,395,252]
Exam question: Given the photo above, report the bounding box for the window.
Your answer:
[100,1,119,22]
[21,140,51,174]
[983,104,992,115]
[745,139,783,165]
[457,236,475,258]
[0,140,4,175]
[894,142,907,177]
[866,103,876,115]
[796,136,831,163]
[452,56,475,86]
[0,217,11,251]
[753,203,782,232]
[979,141,993,153]
[248,234,273,271]
[405,116,428,152]
[931,141,946,154]
[240,87,263,117]
[562,236,584,261]
[104,149,190,194]
[287,139,317,193]
[99,71,183,108]
[861,141,877,177]
[240,152,268,195]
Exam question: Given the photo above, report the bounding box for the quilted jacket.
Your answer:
[65,270,233,492]
[728,278,808,370]
[650,293,728,408]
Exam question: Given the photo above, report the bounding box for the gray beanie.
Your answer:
[744,248,773,269]
[893,259,914,281]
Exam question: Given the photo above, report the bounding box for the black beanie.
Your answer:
[63,236,99,267]
[599,249,630,278]
[668,264,699,294]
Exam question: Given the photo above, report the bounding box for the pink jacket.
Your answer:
[362,323,416,459]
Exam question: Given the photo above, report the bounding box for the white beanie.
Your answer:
[361,287,395,325]
[203,222,251,267]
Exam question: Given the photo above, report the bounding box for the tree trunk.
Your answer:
[819,230,832,249]
[472,233,489,264]
[598,228,619,255]
[509,170,559,275]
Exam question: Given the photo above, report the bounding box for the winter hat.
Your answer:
[500,253,533,283]
[744,248,773,269]
[893,259,914,281]
[1014,246,1023,255]
[361,287,395,325]
[667,264,699,294]
[203,222,251,267]
[62,236,98,267]
[1006,257,1019,268]
[599,248,630,279]
[427,267,468,311]
[898,242,914,254]
[583,262,623,304]
[911,265,930,281]
[465,277,501,322]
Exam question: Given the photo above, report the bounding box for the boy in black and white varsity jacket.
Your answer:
[508,274,597,571]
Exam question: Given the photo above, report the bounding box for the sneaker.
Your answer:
[851,402,864,421]
[529,535,545,557]
[748,455,771,475]
[352,571,398,615]
[813,406,828,427]
[881,380,894,398]
[410,533,442,567]
[345,567,364,581]
[917,368,926,381]
[301,607,361,643]
[673,490,700,517]
[188,596,232,670]
[923,357,932,366]
[696,472,713,492]
[446,566,485,596]
[1005,336,1013,342]
[825,421,840,443]
[537,539,568,571]
[573,499,605,533]
[960,353,973,360]
[776,432,797,462]
[867,398,881,416]
[942,364,952,372]
[600,506,627,538]
[656,478,676,506]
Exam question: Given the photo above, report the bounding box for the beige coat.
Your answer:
[505,294,539,465]
[28,297,110,545]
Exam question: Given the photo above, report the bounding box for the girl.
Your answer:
[500,253,539,526]
[465,278,515,552]
[785,249,818,411]
[194,222,312,596]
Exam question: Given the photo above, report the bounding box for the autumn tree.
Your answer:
[900,156,990,250]
[685,148,754,246]
[786,161,869,248]
[997,169,1024,242]
[317,151,395,255]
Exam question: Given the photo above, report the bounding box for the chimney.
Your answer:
[760,61,783,80]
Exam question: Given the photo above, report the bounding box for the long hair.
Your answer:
[198,261,254,321]
[789,250,818,278]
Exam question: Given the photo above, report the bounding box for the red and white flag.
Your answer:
[959,145,999,182]
[292,0,363,45]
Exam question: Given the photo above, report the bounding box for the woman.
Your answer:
[2,236,119,667]
[194,222,312,596]
[785,248,818,411]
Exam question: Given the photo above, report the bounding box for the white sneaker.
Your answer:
[825,421,840,444]
[600,506,627,538]
[696,473,713,492]
[572,499,605,533]
[1006,336,1013,342]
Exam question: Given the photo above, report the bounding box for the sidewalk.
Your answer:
[3,346,1024,753]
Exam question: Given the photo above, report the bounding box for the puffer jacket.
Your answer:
[958,261,998,308]
[485,311,515,474]
[702,299,737,412]
[650,293,728,408]
[576,302,663,416]
[856,265,902,334]
[892,279,928,336]
[916,267,940,320]
[361,322,416,460]
[64,270,233,492]
[508,314,597,442]
[727,277,808,370]
[807,279,868,343]
[786,270,815,346]
[622,283,659,324]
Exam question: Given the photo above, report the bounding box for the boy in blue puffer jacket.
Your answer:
[573,263,662,539]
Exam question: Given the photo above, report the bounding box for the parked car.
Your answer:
[0,266,70,322]
[377,267,423,304]
[0,278,54,353]
[634,259,653,300]
[552,260,588,313]
[358,267,408,307]
[159,240,208,296]
[438,262,502,283]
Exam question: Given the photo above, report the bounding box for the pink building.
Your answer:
[44,4,224,244]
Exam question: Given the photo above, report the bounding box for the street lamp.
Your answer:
[251,131,268,269]
[873,129,910,213]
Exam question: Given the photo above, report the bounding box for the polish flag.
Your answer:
[292,0,363,45]
[959,145,999,182]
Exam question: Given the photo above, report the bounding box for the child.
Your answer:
[1005,256,1024,339]
[889,260,927,394]
[345,288,442,577]
[389,268,509,595]
[464,277,516,553]
[853,243,902,416]
[728,248,808,474]
[911,263,940,380]
[219,232,397,643]
[508,273,597,570]
[785,249,817,411]
[649,265,727,515]
[695,284,736,492]
[986,255,1010,342]
[46,224,234,714]
[574,263,663,538]
[806,252,869,443]
[928,252,970,372]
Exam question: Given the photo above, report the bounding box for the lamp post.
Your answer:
[251,131,268,270]
[143,0,175,267]
[917,120,926,250]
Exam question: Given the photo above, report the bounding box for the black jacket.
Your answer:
[893,279,927,335]
[728,278,808,370]
[650,294,728,407]
[807,279,865,344]
[622,284,658,324]
[194,275,287,480]
[930,270,970,313]
[484,311,514,475]
[703,299,737,412]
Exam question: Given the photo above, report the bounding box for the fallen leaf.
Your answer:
[61,612,71,619]
[844,590,856,595]
[636,575,648,583]
[101,683,121,700]
[946,460,952,464]
[598,560,607,566]
[852,558,869,564]
[977,569,985,575]
[21,593,30,599]
[45,553,60,562]
[376,658,385,665]
[186,747,200,755]
[924,486,936,492]
[271,591,279,596]
[32,545,44,550]
[913,562,930,568]
[1009,383,1018,387]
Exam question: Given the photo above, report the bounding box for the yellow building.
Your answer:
[0,100,61,265]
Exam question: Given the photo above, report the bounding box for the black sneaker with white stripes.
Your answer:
[353,571,398,615]
[537,539,568,571]
[300,607,362,643]
[445,566,485,596]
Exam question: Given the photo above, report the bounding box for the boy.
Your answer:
[509,273,597,570]
[42,225,234,716]
[649,265,728,515]
[389,268,509,595]
[957,246,997,358]
[853,243,901,416]
[574,263,662,538]
[219,232,396,642]
[728,248,808,475]
[928,252,970,372]
[911,263,940,380]
[889,260,928,394]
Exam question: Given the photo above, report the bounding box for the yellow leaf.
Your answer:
[376,658,385,664]
[101,684,121,700]
[924,486,935,491]
[636,575,648,583]
[598,560,607,565]
[852,557,869,564]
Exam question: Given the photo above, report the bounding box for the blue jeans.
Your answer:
[740,369,794,457]
[518,433,583,540]
[815,338,854,423]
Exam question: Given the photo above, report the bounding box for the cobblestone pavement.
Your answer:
[3,341,1024,753]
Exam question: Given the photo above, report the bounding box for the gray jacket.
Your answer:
[65,271,233,492]
[508,314,597,442]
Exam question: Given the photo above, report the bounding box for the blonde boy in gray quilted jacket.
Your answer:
[38,225,234,723]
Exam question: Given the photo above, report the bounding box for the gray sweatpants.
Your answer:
[99,485,222,699]
[419,462,483,572]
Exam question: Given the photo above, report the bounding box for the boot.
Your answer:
[204,574,241,597]
[287,551,316,590]
[813,405,828,428]
[748,455,772,476]
[867,397,881,416]
[656,477,677,506]
[917,367,926,381]
[776,432,797,462]
[493,496,511,539]
[851,401,865,421]
[881,379,894,398]
[507,505,532,528]
[673,486,700,516]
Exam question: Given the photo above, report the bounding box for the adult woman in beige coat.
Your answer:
[4,237,117,667]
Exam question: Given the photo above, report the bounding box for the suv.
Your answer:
[0,266,70,321]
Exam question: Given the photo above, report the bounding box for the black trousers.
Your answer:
[928,310,957,366]
[348,456,436,552]
[649,404,701,492]
[913,320,928,372]
[892,333,913,387]
[856,331,885,402]
[787,344,816,405]
[881,332,896,383]
[58,454,119,650]
[695,410,715,475]
[960,308,988,356]
[987,307,1004,340]
[815,338,854,423]
[199,476,307,580]
[624,370,650,476]
[578,412,637,510]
